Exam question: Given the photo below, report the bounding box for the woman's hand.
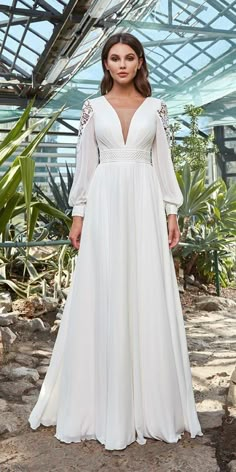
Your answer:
[69,216,84,249]
[167,214,181,249]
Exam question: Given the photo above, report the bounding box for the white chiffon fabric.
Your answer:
[28,95,203,450]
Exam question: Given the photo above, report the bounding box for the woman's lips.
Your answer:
[118,72,128,76]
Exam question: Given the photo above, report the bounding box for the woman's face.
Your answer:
[104,43,143,85]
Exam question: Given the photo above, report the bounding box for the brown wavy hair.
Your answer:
[100,33,152,97]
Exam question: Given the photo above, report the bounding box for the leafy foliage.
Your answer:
[0,98,71,242]
[171,104,217,172]
[174,163,236,286]
[33,164,74,238]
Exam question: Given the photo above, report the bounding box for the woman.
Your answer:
[28,32,203,450]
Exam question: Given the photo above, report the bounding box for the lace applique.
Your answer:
[78,99,93,139]
[158,100,171,146]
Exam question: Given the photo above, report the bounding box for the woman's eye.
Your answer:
[110,56,135,61]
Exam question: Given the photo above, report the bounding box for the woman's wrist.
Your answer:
[72,215,83,223]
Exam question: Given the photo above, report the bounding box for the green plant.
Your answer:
[0,97,71,241]
[174,163,236,286]
[33,163,74,238]
[0,98,73,294]
[171,104,217,172]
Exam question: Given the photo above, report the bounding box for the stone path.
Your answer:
[0,294,236,471]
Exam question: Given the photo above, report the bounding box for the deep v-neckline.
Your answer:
[103,95,149,146]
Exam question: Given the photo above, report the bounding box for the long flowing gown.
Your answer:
[28,95,203,450]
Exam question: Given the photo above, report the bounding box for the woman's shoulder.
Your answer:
[83,96,103,105]
[81,96,104,113]
[149,96,167,109]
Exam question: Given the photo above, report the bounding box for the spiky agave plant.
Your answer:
[33,163,74,238]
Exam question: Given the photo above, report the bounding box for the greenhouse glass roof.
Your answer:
[0,0,235,126]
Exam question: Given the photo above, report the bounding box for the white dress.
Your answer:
[28,95,203,450]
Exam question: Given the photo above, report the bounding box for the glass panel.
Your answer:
[226,162,236,172]
[226,177,236,187]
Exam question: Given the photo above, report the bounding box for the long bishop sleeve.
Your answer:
[151,100,183,216]
[69,99,99,217]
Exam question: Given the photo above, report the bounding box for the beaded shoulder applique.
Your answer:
[78,99,93,139]
[158,100,171,146]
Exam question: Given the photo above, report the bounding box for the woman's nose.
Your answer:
[120,60,126,68]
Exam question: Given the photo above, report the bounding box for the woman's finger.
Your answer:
[70,236,80,249]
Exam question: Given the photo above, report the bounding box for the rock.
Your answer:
[0,292,12,312]
[1,365,39,382]
[27,318,47,332]
[228,366,236,406]
[146,442,220,472]
[198,410,224,429]
[22,391,39,404]
[186,274,195,282]
[29,245,56,259]
[0,380,35,397]
[189,352,212,364]
[15,318,50,333]
[32,349,52,359]
[0,423,9,435]
[0,329,3,363]
[0,306,8,314]
[39,358,50,366]
[0,399,8,412]
[15,353,37,367]
[0,316,13,326]
[187,338,210,351]
[0,312,18,327]
[36,378,44,388]
[12,296,42,318]
[37,365,48,377]
[12,295,58,319]
[0,400,22,436]
[0,327,17,351]
[0,301,12,312]
[51,319,61,333]
[0,402,32,436]
[194,295,236,312]
[186,285,200,292]
[227,461,236,471]
[61,287,70,298]
[42,296,58,312]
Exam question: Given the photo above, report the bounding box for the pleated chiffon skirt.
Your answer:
[28,159,203,450]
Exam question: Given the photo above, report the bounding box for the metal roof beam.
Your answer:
[142,36,216,46]
[57,118,78,134]
[0,6,63,20]
[0,27,41,57]
[0,96,43,106]
[0,6,83,23]
[37,0,62,16]
[0,72,31,83]
[0,16,62,27]
[0,0,17,56]
[168,48,236,93]
[120,20,236,38]
[33,0,84,81]
[0,54,30,78]
[206,0,236,24]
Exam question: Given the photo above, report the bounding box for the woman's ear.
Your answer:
[138,58,143,70]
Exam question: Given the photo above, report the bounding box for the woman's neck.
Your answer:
[107,83,139,98]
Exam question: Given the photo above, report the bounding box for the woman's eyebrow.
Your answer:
[110,53,135,57]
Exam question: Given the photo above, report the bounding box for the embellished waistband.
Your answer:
[99,148,151,164]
